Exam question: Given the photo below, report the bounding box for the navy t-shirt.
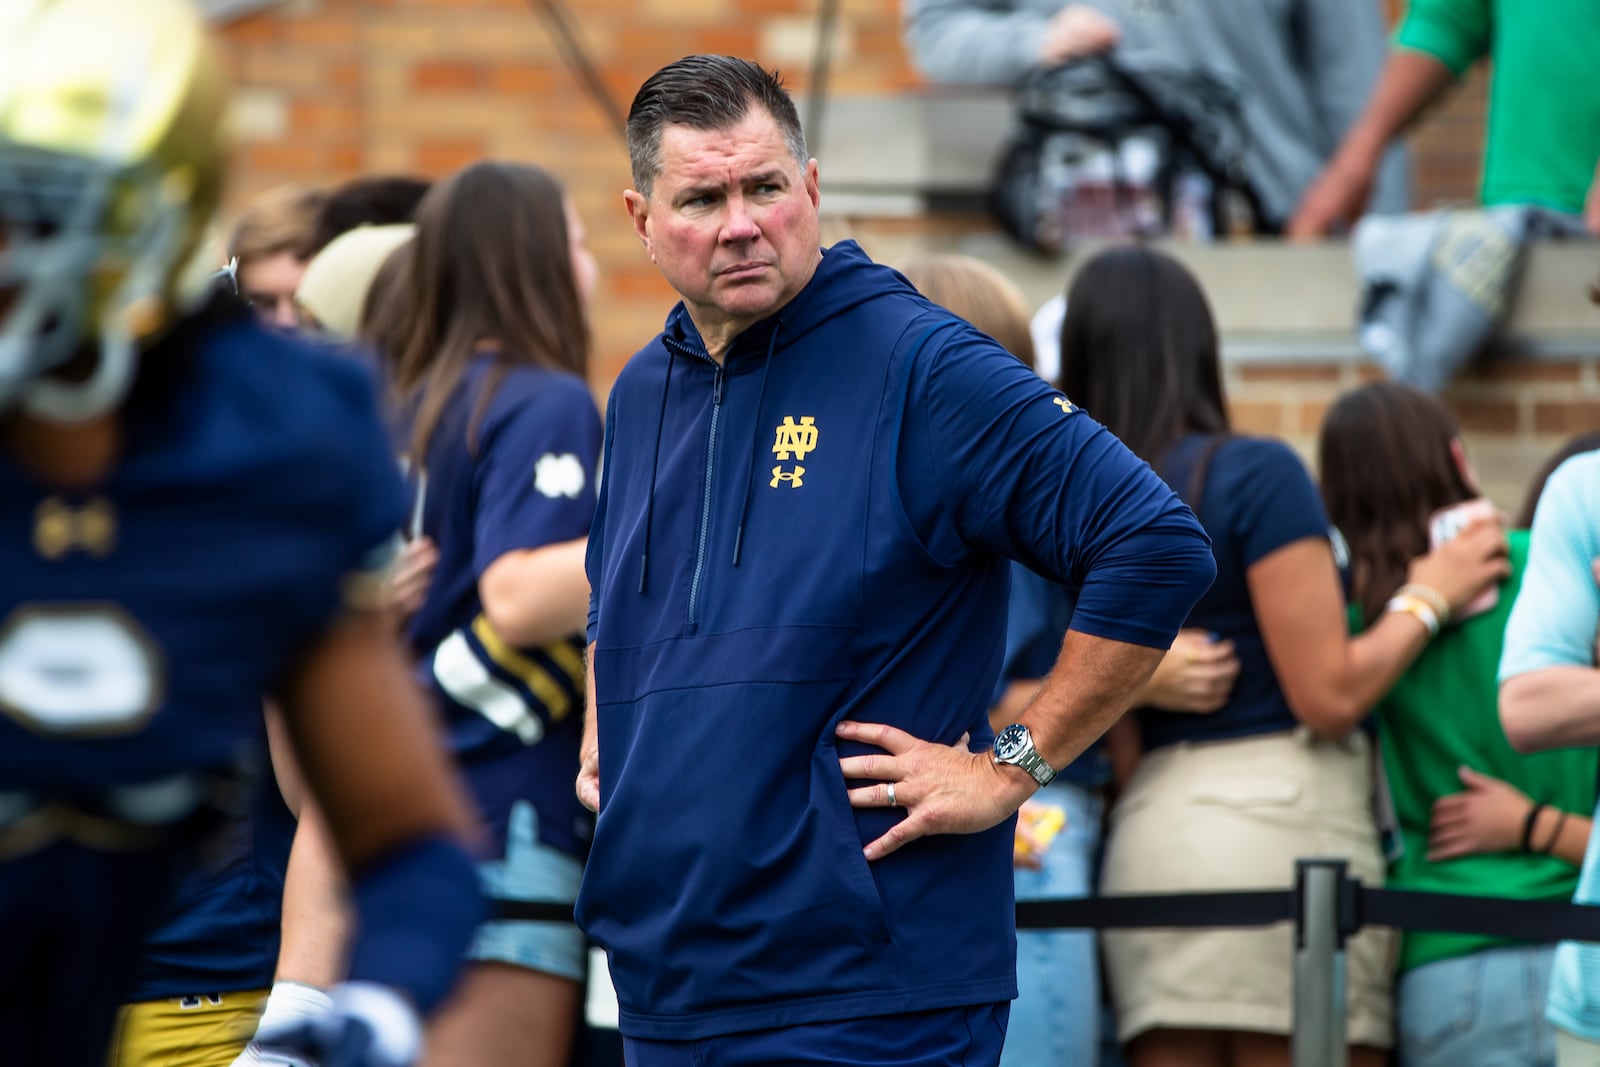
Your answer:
[1137,434,1333,750]
[403,355,602,858]
[995,562,1111,788]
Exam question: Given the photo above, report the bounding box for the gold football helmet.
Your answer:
[0,0,229,421]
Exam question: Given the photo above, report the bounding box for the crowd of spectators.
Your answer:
[17,0,1598,1063]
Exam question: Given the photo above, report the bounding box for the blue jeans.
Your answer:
[1003,781,1102,1067]
[1398,945,1556,1067]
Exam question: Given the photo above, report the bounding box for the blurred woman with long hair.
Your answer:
[1062,246,1508,1067]
[387,160,600,1067]
[902,252,1241,1067]
[1320,383,1594,1067]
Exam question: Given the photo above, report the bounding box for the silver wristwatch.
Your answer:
[992,723,1057,787]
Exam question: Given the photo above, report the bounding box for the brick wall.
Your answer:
[1226,359,1600,514]
[210,0,1572,505]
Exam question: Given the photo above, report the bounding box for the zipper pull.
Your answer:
[713,368,724,405]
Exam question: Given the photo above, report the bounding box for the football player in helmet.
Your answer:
[0,2,484,1064]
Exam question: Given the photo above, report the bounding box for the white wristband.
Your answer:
[256,980,334,1035]
[1386,594,1440,638]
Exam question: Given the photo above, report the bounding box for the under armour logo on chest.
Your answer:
[770,466,805,488]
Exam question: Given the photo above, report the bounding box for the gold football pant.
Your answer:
[107,989,266,1067]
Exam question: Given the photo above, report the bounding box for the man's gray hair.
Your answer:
[627,55,809,198]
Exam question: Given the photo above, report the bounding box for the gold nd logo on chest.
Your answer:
[33,497,117,561]
[770,416,817,488]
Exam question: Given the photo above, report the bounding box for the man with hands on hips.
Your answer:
[575,54,1214,1066]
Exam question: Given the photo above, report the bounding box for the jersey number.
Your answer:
[0,606,162,735]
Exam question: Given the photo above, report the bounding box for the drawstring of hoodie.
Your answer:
[637,345,677,594]
[732,323,780,567]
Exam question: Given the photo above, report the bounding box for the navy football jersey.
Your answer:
[0,316,405,789]
[0,311,405,1064]
[127,750,297,1000]
[402,355,600,858]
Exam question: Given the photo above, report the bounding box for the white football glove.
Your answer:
[255,982,423,1067]
[231,981,333,1067]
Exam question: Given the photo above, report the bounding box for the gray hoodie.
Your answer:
[903,0,1408,224]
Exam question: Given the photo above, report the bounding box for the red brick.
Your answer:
[1228,400,1285,435]
[1449,399,1521,434]
[327,143,366,175]
[1533,402,1600,436]
[1463,360,1585,385]
[695,29,761,57]
[220,12,279,45]
[487,63,564,94]
[614,25,695,60]
[731,0,806,11]
[288,99,362,136]
[414,137,487,175]
[239,141,321,172]
[1296,400,1331,435]
[608,270,677,301]
[1238,363,1343,385]
[281,16,360,49]
[327,60,364,91]
[411,61,483,92]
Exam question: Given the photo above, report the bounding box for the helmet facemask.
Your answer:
[0,0,228,424]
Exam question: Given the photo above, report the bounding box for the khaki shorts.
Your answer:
[1100,728,1395,1048]
[1559,1028,1600,1067]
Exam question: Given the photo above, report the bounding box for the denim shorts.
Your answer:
[1398,944,1556,1067]
[466,800,586,982]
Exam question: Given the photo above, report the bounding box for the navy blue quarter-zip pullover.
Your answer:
[578,240,1214,1039]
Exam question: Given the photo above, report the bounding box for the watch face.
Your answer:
[994,723,1029,761]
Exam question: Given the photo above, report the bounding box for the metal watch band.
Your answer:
[1014,748,1057,787]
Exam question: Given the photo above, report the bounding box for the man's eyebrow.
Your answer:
[673,181,725,205]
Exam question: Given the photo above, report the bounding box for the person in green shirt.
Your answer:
[1288,0,1600,236]
[1320,382,1596,1067]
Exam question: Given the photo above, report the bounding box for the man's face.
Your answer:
[237,250,307,330]
[625,108,821,351]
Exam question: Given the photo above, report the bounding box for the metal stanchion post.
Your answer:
[1292,859,1349,1067]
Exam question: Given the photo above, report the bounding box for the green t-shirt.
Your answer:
[1363,530,1596,973]
[1397,0,1600,214]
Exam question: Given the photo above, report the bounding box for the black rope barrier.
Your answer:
[493,880,1600,944]
[1015,889,1294,931]
[1361,886,1600,943]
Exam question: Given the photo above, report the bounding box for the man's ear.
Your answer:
[623,189,652,259]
